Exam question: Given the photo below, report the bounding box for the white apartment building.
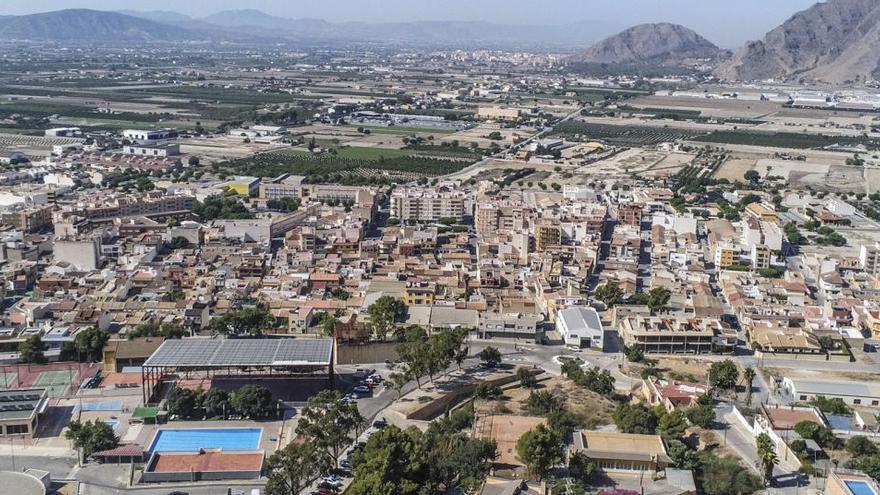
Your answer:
[391,187,467,223]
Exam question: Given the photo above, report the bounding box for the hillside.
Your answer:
[0,9,196,41]
[569,23,726,65]
[716,0,880,84]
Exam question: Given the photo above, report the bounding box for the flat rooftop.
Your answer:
[789,378,880,399]
[574,430,670,463]
[143,338,333,368]
[0,388,47,421]
[763,406,825,430]
[0,471,45,495]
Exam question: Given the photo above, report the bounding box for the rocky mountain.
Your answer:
[716,0,880,84]
[0,9,196,42]
[569,23,726,65]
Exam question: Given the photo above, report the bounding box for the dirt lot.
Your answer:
[476,375,616,428]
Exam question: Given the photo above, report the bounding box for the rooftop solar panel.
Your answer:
[143,338,333,368]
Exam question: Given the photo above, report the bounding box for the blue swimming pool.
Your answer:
[846,481,876,495]
[148,428,262,453]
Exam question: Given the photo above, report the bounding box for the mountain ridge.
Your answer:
[716,0,880,84]
[568,23,727,66]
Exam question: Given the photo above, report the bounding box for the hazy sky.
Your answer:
[4,0,819,48]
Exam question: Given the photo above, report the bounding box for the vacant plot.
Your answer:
[477,375,615,429]
[714,157,757,181]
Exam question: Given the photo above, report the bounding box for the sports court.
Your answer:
[0,362,100,397]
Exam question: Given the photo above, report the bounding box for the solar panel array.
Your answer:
[144,338,333,368]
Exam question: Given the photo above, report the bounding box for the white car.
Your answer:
[353,385,371,394]
[320,476,343,488]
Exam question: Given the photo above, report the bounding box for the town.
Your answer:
[1,2,880,495]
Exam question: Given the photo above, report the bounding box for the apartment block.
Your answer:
[391,187,467,223]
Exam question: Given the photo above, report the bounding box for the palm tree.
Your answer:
[756,433,778,486]
[743,367,756,406]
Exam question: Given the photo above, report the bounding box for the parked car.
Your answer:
[353,385,370,394]
[372,418,388,429]
[320,476,343,488]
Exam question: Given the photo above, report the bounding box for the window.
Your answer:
[800,395,807,401]
[854,399,862,405]
[6,424,28,434]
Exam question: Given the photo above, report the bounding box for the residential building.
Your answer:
[618,316,732,354]
[391,187,467,223]
[642,378,708,412]
[751,244,772,270]
[860,243,880,276]
[479,313,543,343]
[715,243,738,268]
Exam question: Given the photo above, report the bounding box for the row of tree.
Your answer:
[594,283,671,313]
[391,326,470,391]
[165,384,276,420]
[18,326,109,364]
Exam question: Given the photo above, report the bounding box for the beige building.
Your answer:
[391,187,466,223]
[571,430,671,477]
[477,106,522,121]
[535,221,561,252]
[618,316,733,354]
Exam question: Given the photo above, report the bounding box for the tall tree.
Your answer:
[743,367,756,406]
[230,385,275,419]
[65,420,119,461]
[756,433,778,485]
[657,409,688,440]
[265,440,328,495]
[646,287,672,313]
[367,296,406,340]
[72,327,110,362]
[18,334,47,364]
[210,307,273,337]
[479,346,502,368]
[516,424,563,481]
[594,282,624,308]
[708,360,739,391]
[296,389,364,467]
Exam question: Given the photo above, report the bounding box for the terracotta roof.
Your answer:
[93,444,144,457]
[149,451,263,473]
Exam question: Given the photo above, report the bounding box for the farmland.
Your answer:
[551,120,707,146]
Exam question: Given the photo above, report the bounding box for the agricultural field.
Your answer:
[216,146,478,183]
[694,129,880,150]
[552,120,707,147]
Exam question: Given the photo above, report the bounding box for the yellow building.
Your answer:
[714,244,738,268]
[224,176,260,196]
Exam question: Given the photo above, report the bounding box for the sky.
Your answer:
[3,0,820,48]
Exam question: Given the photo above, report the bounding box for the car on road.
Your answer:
[167,492,190,495]
[353,385,371,394]
[373,418,388,429]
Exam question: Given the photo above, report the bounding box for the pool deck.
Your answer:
[138,419,286,454]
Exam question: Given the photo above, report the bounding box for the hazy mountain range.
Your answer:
[0,8,623,49]
[5,2,880,85]
[568,23,728,66]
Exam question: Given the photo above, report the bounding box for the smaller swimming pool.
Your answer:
[846,480,876,495]
[148,428,262,453]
